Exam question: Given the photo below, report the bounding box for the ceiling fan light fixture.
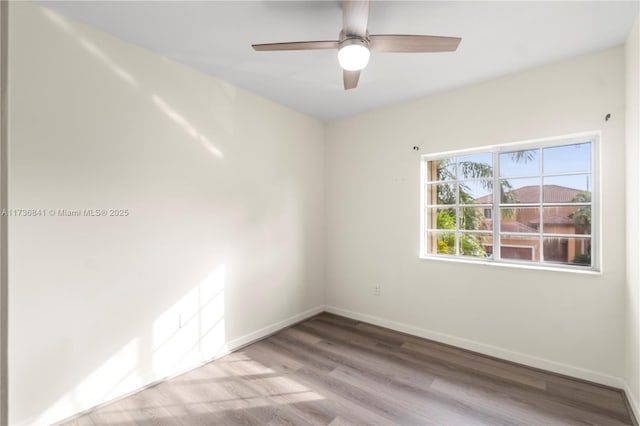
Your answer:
[252,0,462,90]
[338,38,370,71]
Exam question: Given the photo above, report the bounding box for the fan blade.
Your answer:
[342,0,369,37]
[343,70,360,90]
[369,35,461,52]
[252,41,339,51]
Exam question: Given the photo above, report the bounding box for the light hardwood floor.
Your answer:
[61,313,635,425]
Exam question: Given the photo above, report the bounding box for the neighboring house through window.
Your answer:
[421,135,596,270]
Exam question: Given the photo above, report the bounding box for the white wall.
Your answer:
[8,1,636,424]
[625,16,640,419]
[325,47,626,385]
[8,3,324,424]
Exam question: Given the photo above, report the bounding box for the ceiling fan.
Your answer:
[252,0,461,90]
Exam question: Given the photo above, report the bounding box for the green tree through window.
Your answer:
[423,139,595,270]
[433,156,522,256]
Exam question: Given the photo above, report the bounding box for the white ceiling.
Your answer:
[41,1,639,121]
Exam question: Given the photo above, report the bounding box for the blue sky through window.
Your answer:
[499,142,591,193]
[430,142,592,199]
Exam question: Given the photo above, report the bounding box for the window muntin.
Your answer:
[422,137,596,270]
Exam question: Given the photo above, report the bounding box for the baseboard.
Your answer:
[53,304,324,425]
[324,305,625,389]
[54,304,634,425]
[624,382,640,426]
[226,305,325,350]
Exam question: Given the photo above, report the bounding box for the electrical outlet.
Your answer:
[373,285,381,296]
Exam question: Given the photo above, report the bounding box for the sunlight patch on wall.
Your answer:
[41,8,139,88]
[152,264,227,376]
[41,6,227,162]
[76,338,143,401]
[33,337,143,425]
[32,265,227,425]
[77,38,139,88]
[152,94,224,159]
[40,7,73,34]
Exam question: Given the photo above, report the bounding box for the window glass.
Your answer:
[543,142,591,174]
[426,207,457,230]
[459,233,492,259]
[499,207,539,233]
[500,178,540,204]
[430,159,456,181]
[425,183,456,205]
[543,175,591,202]
[459,180,492,204]
[499,235,538,262]
[422,136,596,270]
[543,237,591,265]
[460,207,491,231]
[458,153,493,179]
[499,149,539,177]
[426,232,456,255]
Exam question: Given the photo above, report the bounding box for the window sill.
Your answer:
[419,254,601,275]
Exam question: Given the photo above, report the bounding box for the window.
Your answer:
[421,135,597,270]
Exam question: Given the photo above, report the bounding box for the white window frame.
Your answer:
[419,132,600,272]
